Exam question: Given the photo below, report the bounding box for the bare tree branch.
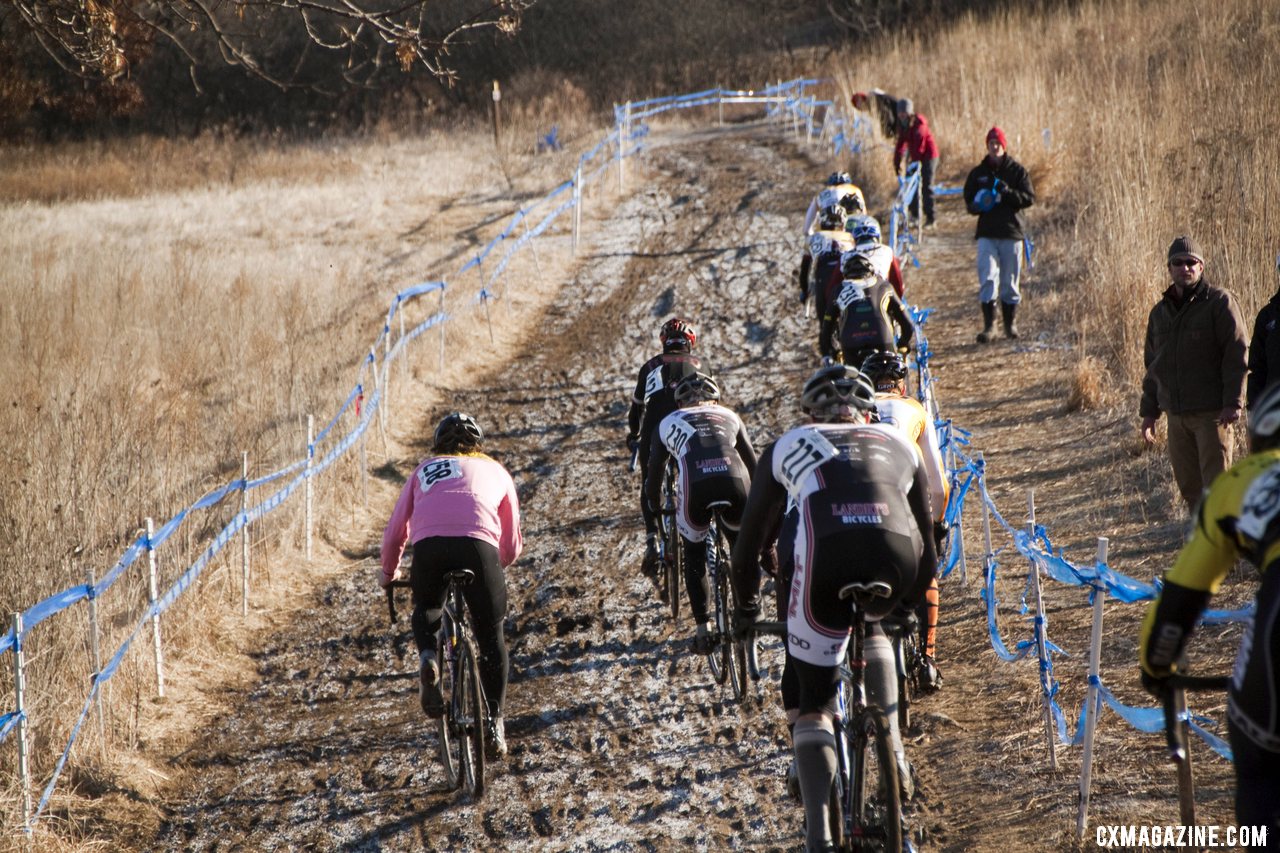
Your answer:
[10,0,536,90]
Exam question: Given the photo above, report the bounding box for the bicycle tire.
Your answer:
[666,526,682,622]
[457,637,488,799]
[896,632,915,732]
[848,706,903,852]
[708,533,730,684]
[725,539,748,700]
[661,462,682,622]
[436,614,461,790]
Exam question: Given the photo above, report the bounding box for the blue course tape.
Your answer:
[0,709,24,744]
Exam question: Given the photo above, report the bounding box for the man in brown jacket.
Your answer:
[1139,235,1248,508]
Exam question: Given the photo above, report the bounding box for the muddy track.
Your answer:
[138,121,1237,852]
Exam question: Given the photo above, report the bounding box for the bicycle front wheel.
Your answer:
[457,637,487,799]
[848,707,903,852]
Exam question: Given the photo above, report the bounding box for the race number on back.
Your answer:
[661,415,699,458]
[774,429,840,496]
[417,458,463,494]
[643,365,664,402]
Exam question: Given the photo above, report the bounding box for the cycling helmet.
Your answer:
[800,364,877,419]
[1250,383,1280,451]
[433,411,483,453]
[659,317,697,350]
[840,250,877,280]
[818,203,847,231]
[861,351,909,391]
[826,171,853,186]
[848,214,882,246]
[674,372,721,406]
[838,191,866,215]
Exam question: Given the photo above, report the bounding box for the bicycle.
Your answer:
[658,457,681,619]
[386,570,489,799]
[703,501,748,700]
[1158,672,1230,826]
[744,579,905,851]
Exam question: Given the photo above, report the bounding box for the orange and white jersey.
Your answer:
[803,183,867,234]
[805,228,855,263]
[874,393,948,522]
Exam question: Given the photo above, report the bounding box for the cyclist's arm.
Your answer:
[380,477,416,585]
[904,463,938,606]
[497,472,523,567]
[888,256,905,298]
[735,424,759,478]
[1139,499,1235,676]
[888,291,915,350]
[645,433,671,512]
[729,442,785,610]
[627,364,650,438]
[917,415,949,522]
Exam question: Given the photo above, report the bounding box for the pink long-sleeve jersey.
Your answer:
[380,453,523,584]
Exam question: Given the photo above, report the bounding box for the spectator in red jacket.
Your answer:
[893,98,940,227]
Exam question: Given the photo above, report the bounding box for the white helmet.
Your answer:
[848,215,881,246]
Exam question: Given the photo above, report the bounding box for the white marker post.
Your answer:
[241,452,250,616]
[1077,536,1109,841]
[13,612,32,832]
[573,164,583,255]
[1027,490,1057,770]
[305,415,314,563]
[145,517,165,698]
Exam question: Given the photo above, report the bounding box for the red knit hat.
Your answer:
[987,126,1008,147]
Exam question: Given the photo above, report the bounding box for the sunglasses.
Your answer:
[1169,258,1201,269]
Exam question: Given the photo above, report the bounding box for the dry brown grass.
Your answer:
[0,100,608,840]
[835,0,1280,386]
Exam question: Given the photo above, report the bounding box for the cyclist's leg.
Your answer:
[409,537,453,655]
[1227,718,1280,833]
[678,479,713,628]
[865,621,910,795]
[637,419,657,536]
[458,538,510,718]
[793,658,841,852]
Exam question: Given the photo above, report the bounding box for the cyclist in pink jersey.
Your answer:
[380,412,522,756]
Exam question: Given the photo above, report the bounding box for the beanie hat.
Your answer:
[897,98,913,115]
[987,126,1007,147]
[851,91,868,108]
[1167,235,1205,263]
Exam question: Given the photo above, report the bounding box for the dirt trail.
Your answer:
[129,121,1238,852]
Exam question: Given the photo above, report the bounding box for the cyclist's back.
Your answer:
[647,374,757,652]
[626,318,704,576]
[379,412,522,756]
[730,365,936,853]
[829,257,913,363]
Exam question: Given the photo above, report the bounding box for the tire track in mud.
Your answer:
[151,126,835,852]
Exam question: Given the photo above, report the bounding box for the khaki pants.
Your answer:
[1166,410,1233,508]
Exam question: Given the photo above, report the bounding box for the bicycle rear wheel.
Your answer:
[848,706,903,851]
[436,617,461,789]
[456,637,487,799]
[707,537,731,685]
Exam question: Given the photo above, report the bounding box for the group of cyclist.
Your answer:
[371,159,1279,842]
[617,172,948,851]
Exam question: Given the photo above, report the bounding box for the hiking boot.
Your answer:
[692,621,716,655]
[487,716,507,759]
[919,654,943,693]
[786,757,802,803]
[419,651,444,717]
[1001,301,1020,339]
[976,301,996,344]
[641,534,660,579]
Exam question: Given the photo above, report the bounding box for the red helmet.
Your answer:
[659,317,697,350]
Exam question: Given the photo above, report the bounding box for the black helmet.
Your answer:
[861,351,909,391]
[840,250,877,279]
[433,411,483,453]
[800,364,877,419]
[660,317,697,350]
[1250,383,1280,451]
[674,372,720,406]
[818,203,847,231]
[826,171,853,186]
